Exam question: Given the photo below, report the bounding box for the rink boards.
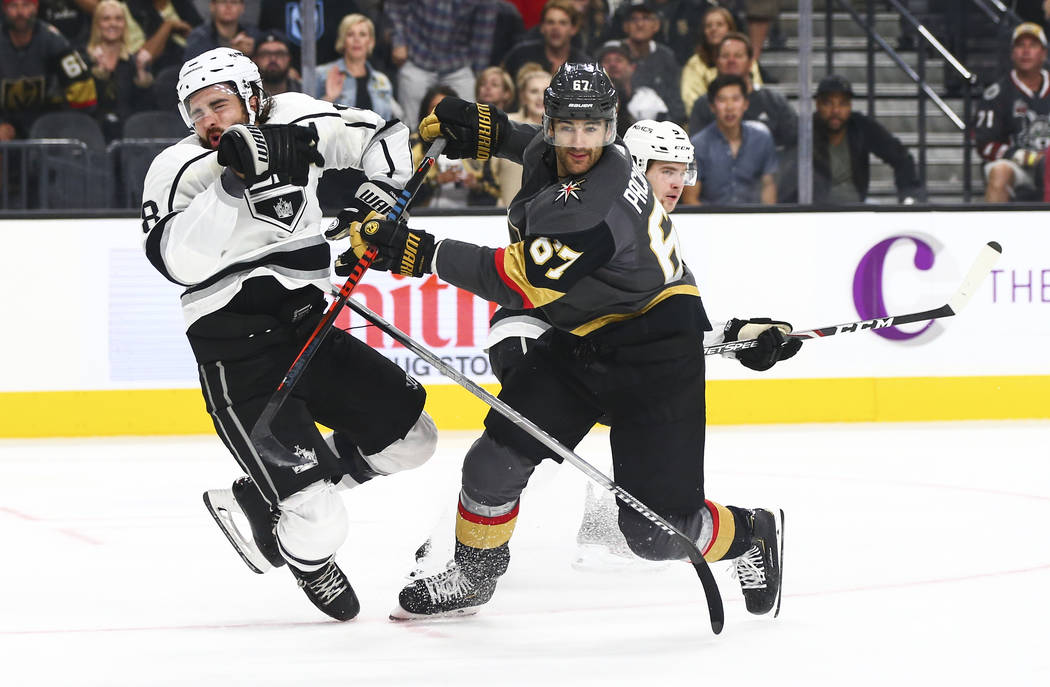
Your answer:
[0,210,1046,437]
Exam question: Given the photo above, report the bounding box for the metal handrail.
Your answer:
[824,0,977,202]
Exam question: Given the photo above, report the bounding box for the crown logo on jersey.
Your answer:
[554,177,585,205]
[274,197,294,218]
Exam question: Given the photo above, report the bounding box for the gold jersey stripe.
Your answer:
[703,500,737,562]
[501,242,564,307]
[570,284,700,337]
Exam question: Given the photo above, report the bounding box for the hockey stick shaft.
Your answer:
[704,241,1002,356]
[249,138,446,462]
[345,297,725,634]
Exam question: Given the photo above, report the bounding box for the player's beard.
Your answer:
[556,145,603,177]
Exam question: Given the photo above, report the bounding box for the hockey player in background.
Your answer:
[140,47,437,621]
[330,63,798,620]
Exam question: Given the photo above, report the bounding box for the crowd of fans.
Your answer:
[3,0,1050,208]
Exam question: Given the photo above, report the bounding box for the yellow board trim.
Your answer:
[1,375,1048,438]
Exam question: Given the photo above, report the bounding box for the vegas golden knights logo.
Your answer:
[1,77,47,111]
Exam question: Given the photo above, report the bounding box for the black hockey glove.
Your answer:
[724,317,802,371]
[343,217,436,278]
[419,97,508,160]
[217,123,325,186]
[325,181,407,274]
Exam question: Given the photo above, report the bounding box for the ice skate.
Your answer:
[733,507,784,616]
[203,476,284,574]
[291,559,360,621]
[391,543,508,620]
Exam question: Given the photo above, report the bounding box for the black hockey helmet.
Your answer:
[543,63,618,147]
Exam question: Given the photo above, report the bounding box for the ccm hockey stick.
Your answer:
[704,241,1002,356]
[249,138,446,468]
[344,296,726,635]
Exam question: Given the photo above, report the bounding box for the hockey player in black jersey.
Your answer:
[140,47,438,621]
[976,22,1050,202]
[330,63,797,620]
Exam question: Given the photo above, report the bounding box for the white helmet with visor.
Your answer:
[623,120,697,186]
[176,47,264,129]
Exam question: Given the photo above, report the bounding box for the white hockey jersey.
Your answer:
[141,92,412,328]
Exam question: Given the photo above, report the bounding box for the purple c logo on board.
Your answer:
[853,236,936,341]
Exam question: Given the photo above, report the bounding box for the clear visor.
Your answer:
[183,84,242,124]
[543,116,617,147]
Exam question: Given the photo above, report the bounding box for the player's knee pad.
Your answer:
[618,505,709,561]
[461,431,537,507]
[359,410,437,476]
[275,479,347,571]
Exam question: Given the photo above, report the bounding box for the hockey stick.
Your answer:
[704,241,1002,356]
[344,296,726,635]
[249,138,446,468]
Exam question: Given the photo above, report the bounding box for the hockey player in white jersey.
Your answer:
[140,47,437,621]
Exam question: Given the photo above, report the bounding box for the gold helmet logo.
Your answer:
[363,220,380,235]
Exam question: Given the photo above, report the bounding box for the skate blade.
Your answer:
[388,604,482,622]
[774,508,785,619]
[203,490,273,575]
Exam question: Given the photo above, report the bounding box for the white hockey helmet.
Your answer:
[176,47,264,128]
[623,120,697,185]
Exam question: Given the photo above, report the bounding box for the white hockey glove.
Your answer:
[723,318,802,371]
[217,123,325,186]
[1010,148,1042,168]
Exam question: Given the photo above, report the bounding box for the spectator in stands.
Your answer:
[597,41,669,123]
[385,0,496,130]
[258,0,352,68]
[780,74,923,204]
[568,0,608,55]
[126,0,202,73]
[490,0,526,67]
[687,32,796,152]
[494,64,549,204]
[317,13,396,121]
[681,73,777,205]
[616,2,684,124]
[183,0,260,61]
[410,84,471,207]
[476,65,516,112]
[742,0,779,65]
[0,0,97,140]
[502,0,591,81]
[463,67,517,207]
[40,0,94,46]
[85,0,154,140]
[607,0,710,66]
[681,5,762,118]
[253,31,300,94]
[977,22,1050,203]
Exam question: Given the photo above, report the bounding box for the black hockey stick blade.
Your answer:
[345,297,725,634]
[249,138,446,468]
[705,241,1002,355]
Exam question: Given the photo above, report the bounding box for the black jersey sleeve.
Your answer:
[434,222,616,309]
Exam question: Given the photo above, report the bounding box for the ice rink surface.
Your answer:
[2,421,1048,686]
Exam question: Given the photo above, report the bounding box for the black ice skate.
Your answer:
[733,508,785,616]
[203,476,284,574]
[291,559,360,621]
[391,543,509,620]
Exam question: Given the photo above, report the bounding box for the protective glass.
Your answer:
[543,116,617,147]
